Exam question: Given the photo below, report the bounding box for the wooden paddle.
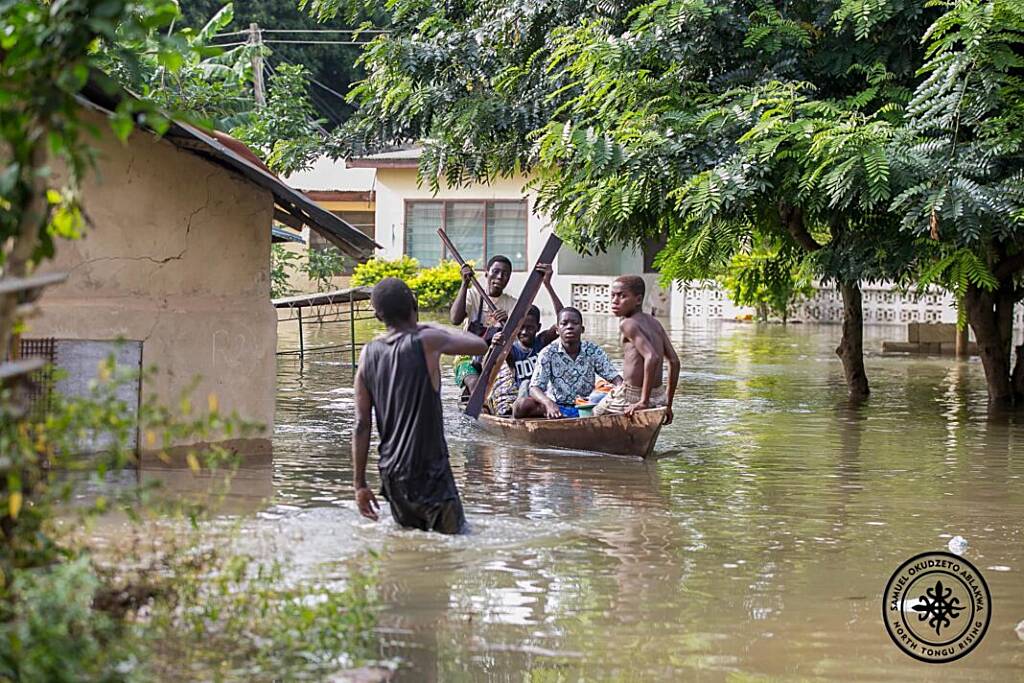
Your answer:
[436,228,498,314]
[464,233,563,418]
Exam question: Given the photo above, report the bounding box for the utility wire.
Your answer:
[262,40,374,45]
[309,77,350,105]
[213,28,389,37]
[259,28,390,33]
[263,60,333,136]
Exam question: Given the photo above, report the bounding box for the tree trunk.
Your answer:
[965,282,1017,409]
[836,281,870,400]
[1012,344,1024,401]
[757,303,768,323]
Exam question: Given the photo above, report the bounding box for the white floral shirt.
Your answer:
[530,340,620,405]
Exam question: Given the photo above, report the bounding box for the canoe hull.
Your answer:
[477,407,667,458]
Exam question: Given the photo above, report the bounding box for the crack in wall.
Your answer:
[67,250,187,274]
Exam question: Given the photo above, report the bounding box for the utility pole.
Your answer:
[249,22,265,106]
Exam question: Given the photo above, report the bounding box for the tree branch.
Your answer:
[779,202,823,252]
[994,252,1024,281]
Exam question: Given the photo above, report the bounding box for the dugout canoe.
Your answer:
[478,407,668,458]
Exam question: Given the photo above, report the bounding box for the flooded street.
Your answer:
[238,320,1022,679]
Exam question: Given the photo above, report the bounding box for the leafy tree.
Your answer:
[179,0,371,126]
[314,0,934,400]
[271,244,301,297]
[233,62,331,174]
[720,239,814,323]
[304,245,352,291]
[99,3,338,174]
[99,3,253,128]
[891,0,1024,408]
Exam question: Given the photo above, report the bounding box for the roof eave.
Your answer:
[346,158,420,169]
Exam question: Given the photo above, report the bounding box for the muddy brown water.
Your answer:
[185,320,1024,679]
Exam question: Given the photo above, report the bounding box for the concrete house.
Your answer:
[281,158,377,293]
[30,83,376,454]
[334,150,671,320]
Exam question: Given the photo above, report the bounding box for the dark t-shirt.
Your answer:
[359,329,460,505]
[507,337,546,385]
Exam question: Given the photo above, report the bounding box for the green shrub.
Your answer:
[305,246,353,292]
[409,260,464,310]
[271,245,300,299]
[0,558,140,682]
[351,256,419,287]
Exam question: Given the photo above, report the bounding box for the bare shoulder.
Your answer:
[622,313,664,337]
[416,324,449,348]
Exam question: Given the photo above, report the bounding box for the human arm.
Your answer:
[529,350,562,418]
[661,326,680,425]
[621,319,660,416]
[538,263,563,315]
[419,324,489,358]
[534,264,563,344]
[592,344,623,388]
[529,385,562,419]
[352,358,380,521]
[449,264,474,325]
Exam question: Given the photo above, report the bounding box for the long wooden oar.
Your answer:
[464,233,563,418]
[437,228,498,314]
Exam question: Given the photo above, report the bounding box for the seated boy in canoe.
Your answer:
[450,255,517,399]
[487,305,560,416]
[593,276,680,424]
[514,307,622,419]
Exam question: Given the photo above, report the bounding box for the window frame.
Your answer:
[403,198,530,272]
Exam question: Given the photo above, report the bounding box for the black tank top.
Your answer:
[360,329,458,503]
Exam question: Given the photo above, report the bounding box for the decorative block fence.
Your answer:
[672,280,1024,327]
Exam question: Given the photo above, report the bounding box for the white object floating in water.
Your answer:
[1016,620,1024,642]
[947,535,968,556]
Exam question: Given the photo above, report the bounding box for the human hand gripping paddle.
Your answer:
[437,229,501,320]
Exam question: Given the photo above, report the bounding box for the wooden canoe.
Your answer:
[477,407,668,458]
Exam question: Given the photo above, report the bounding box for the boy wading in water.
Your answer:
[353,278,487,534]
[593,276,680,424]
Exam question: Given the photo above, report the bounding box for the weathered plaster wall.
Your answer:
[33,113,276,452]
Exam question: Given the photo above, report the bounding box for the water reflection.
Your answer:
[140,320,1024,679]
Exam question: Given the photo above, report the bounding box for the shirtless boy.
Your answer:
[353,278,488,534]
[593,276,680,424]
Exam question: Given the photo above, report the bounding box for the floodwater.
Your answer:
[212,320,1024,679]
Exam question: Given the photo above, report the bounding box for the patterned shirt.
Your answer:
[530,340,621,406]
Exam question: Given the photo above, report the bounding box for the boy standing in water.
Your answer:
[594,276,680,424]
[353,278,487,534]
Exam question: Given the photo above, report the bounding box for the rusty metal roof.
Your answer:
[78,78,380,260]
